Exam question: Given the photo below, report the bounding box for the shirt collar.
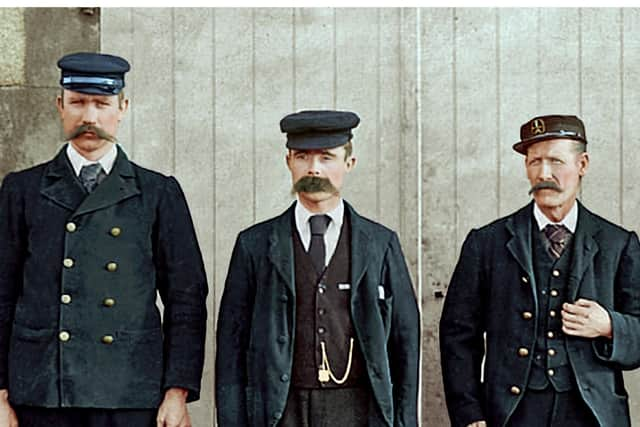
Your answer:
[295,197,344,230]
[533,200,578,233]
[66,143,118,176]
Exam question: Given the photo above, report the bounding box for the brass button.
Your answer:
[552,270,560,277]
[521,276,528,284]
[318,327,325,334]
[106,262,118,272]
[547,369,555,376]
[63,258,74,268]
[59,331,70,342]
[547,331,555,339]
[510,386,521,395]
[101,335,114,344]
[66,222,77,233]
[60,294,72,304]
[110,227,121,237]
[517,347,529,357]
[548,348,556,357]
[550,289,559,297]
[103,298,116,307]
[549,310,557,318]
[522,311,533,320]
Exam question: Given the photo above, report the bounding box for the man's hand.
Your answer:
[156,388,190,427]
[466,421,487,427]
[0,389,18,427]
[562,299,613,339]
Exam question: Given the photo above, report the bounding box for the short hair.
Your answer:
[343,140,353,159]
[573,141,587,154]
[59,89,126,109]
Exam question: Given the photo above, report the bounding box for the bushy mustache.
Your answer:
[292,176,338,195]
[65,124,116,142]
[529,181,562,195]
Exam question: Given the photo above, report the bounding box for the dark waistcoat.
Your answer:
[529,226,574,392]
[291,217,366,388]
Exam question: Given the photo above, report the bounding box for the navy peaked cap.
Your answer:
[280,110,360,149]
[58,52,130,95]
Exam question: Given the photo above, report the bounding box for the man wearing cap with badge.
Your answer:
[215,110,420,426]
[440,115,640,427]
[0,52,208,427]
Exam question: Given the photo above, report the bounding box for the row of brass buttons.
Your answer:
[62,258,119,272]
[517,347,556,357]
[58,330,115,344]
[66,222,121,237]
[60,294,115,307]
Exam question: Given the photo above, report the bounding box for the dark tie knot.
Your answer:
[79,163,105,193]
[309,215,331,236]
[544,224,571,244]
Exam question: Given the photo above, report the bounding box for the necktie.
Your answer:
[79,163,106,193]
[309,215,331,275]
[543,224,572,259]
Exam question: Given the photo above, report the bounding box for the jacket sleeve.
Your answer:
[0,173,25,390]
[215,233,255,427]
[593,231,640,369]
[154,177,208,402]
[439,230,486,427]
[385,232,420,427]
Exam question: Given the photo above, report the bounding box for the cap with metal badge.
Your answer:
[58,52,130,96]
[513,115,587,154]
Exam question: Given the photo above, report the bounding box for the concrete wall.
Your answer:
[4,6,640,427]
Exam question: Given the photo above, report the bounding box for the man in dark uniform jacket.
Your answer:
[215,110,420,426]
[440,115,640,427]
[0,52,208,427]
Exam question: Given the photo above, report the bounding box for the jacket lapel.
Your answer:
[267,203,296,295]
[506,202,538,306]
[346,202,371,296]
[567,202,600,301]
[72,146,141,218]
[40,146,87,211]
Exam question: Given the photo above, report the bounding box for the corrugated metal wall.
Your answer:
[97,7,640,426]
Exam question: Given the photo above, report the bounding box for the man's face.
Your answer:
[286,145,356,204]
[56,89,127,153]
[525,138,589,212]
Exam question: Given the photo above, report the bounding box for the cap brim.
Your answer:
[513,132,586,155]
[286,133,350,150]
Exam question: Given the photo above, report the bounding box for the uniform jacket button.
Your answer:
[103,298,116,307]
[552,269,560,277]
[110,227,121,237]
[66,222,77,233]
[550,289,559,297]
[521,276,528,284]
[517,347,529,357]
[59,331,70,342]
[522,311,533,320]
[101,335,114,344]
[280,374,289,382]
[63,258,74,268]
[106,262,118,272]
[60,294,72,304]
[510,385,521,395]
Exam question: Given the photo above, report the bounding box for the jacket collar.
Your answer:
[40,144,140,217]
[267,200,371,296]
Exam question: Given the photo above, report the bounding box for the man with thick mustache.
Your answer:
[440,115,640,427]
[215,110,420,426]
[0,52,208,427]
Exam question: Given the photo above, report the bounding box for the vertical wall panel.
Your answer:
[336,8,379,219]
[421,8,454,426]
[454,8,499,242]
[131,9,174,174]
[498,8,538,216]
[213,8,255,319]
[293,8,334,109]
[580,9,622,222]
[174,8,215,425]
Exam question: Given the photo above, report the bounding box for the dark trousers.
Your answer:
[14,406,157,427]
[279,387,378,427]
[506,386,599,427]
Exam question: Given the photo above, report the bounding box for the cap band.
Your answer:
[62,76,123,88]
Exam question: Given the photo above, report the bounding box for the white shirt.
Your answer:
[294,198,344,267]
[66,143,118,176]
[533,201,578,233]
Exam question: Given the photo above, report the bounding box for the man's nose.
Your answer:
[81,105,98,124]
[307,157,321,176]
[539,161,553,180]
